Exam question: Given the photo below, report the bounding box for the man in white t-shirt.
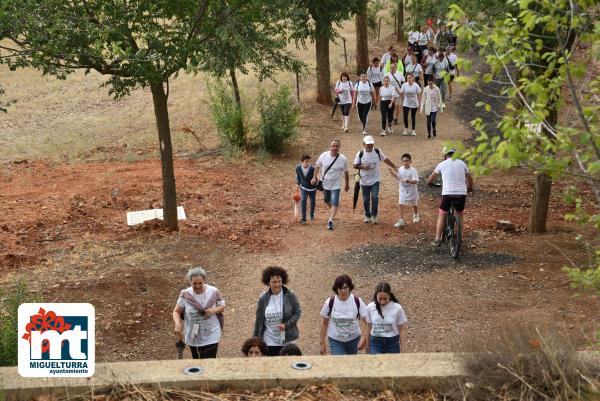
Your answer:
[312,139,349,230]
[446,47,459,101]
[353,135,397,224]
[427,146,473,245]
[386,63,405,125]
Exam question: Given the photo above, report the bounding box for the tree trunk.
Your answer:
[355,0,369,75]
[150,81,178,231]
[315,25,332,105]
[396,0,404,43]
[229,67,242,109]
[529,172,552,233]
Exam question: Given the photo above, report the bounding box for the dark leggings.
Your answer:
[357,102,371,130]
[380,100,395,129]
[340,103,351,116]
[403,106,417,129]
[427,111,438,136]
[189,343,218,359]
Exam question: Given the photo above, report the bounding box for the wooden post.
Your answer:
[295,72,300,102]
[342,37,348,67]
[378,17,382,42]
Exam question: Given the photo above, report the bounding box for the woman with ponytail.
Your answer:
[365,282,408,354]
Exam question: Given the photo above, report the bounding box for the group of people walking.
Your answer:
[173,266,408,358]
[334,24,459,140]
[296,138,420,229]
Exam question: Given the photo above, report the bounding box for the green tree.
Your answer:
[0,0,285,230]
[448,0,599,291]
[289,0,362,105]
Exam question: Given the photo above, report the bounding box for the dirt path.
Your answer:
[1,76,597,362]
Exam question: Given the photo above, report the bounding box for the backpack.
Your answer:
[355,80,373,91]
[327,294,361,318]
[359,148,381,161]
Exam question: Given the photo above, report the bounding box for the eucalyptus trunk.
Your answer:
[355,0,369,75]
[315,23,332,105]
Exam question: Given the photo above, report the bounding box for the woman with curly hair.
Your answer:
[241,337,267,357]
[253,266,302,356]
[366,282,408,354]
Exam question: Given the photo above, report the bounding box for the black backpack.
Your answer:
[359,148,381,161]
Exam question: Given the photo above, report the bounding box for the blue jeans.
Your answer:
[369,335,400,354]
[361,181,380,218]
[323,188,341,207]
[328,336,360,355]
[300,189,316,221]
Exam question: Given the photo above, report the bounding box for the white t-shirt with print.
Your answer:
[434,158,469,195]
[434,58,449,79]
[320,294,368,342]
[386,71,405,90]
[425,53,437,75]
[353,148,387,187]
[405,63,423,79]
[398,166,419,204]
[177,285,225,347]
[366,301,408,337]
[447,53,458,76]
[335,80,353,104]
[316,152,349,191]
[403,54,413,67]
[379,85,399,102]
[263,291,285,346]
[354,81,373,104]
[418,32,428,46]
[400,82,421,108]
[367,65,383,83]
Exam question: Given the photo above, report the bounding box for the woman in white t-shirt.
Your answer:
[446,48,459,101]
[434,51,449,104]
[367,57,383,110]
[378,76,399,136]
[320,275,368,355]
[399,73,422,136]
[420,79,443,139]
[352,72,374,135]
[253,266,302,356]
[423,47,437,86]
[173,267,226,359]
[389,153,419,228]
[404,54,424,86]
[335,72,354,132]
[366,282,408,354]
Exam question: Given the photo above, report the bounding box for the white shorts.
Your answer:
[399,198,418,206]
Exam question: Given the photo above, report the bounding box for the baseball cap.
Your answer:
[363,135,375,145]
[442,145,455,155]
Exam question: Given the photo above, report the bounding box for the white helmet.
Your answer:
[442,145,456,155]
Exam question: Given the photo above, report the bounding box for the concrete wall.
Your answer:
[0,353,464,400]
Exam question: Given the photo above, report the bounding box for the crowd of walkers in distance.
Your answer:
[173,266,407,359]
[334,22,459,139]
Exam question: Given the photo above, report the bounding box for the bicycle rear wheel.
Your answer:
[450,212,462,259]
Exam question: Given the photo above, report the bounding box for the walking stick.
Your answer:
[176,334,185,359]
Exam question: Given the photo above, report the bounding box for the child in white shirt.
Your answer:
[389,153,419,228]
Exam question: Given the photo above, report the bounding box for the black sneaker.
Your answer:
[327,220,334,230]
[427,134,431,139]
[433,131,437,138]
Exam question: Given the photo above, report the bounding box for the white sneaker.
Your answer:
[393,219,405,228]
[344,127,349,132]
[371,216,378,224]
[341,124,345,130]
[412,214,420,223]
[388,126,393,134]
[402,129,409,136]
[411,129,416,136]
[364,216,371,223]
[380,130,386,137]
[362,130,367,136]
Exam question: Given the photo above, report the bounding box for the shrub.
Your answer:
[446,324,600,401]
[0,280,39,366]
[258,85,300,154]
[208,80,246,150]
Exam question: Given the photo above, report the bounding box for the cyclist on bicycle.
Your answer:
[426,146,473,245]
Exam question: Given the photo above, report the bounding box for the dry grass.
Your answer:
[0,11,398,163]
[445,325,600,401]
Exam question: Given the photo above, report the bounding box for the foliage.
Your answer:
[288,0,363,44]
[258,85,300,154]
[367,0,385,37]
[406,0,514,30]
[448,1,600,299]
[0,280,39,366]
[208,80,246,150]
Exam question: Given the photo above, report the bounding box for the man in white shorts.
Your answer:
[427,146,473,245]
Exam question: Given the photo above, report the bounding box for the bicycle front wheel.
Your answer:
[450,213,462,259]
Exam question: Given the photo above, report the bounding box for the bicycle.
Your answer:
[443,200,462,259]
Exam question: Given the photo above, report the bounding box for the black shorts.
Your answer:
[440,195,466,213]
[449,74,455,82]
[372,81,382,88]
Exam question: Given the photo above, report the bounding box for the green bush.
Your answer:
[0,280,39,366]
[258,85,300,154]
[208,80,246,150]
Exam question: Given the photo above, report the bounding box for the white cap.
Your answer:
[363,135,375,145]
